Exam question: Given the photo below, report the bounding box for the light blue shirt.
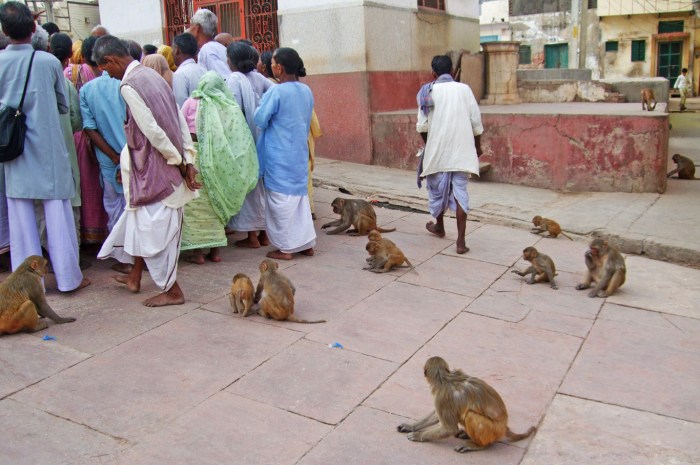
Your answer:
[197,41,230,79]
[79,73,126,193]
[172,58,207,107]
[253,81,313,196]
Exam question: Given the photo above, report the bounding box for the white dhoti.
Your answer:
[102,181,126,232]
[98,201,183,291]
[265,191,316,254]
[227,179,266,231]
[426,172,470,218]
[8,198,83,291]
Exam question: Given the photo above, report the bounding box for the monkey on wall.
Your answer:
[321,197,396,236]
[511,246,558,289]
[640,88,656,111]
[254,259,325,324]
[531,216,573,240]
[230,273,255,317]
[576,238,626,298]
[667,154,696,179]
[397,356,536,453]
[0,255,77,335]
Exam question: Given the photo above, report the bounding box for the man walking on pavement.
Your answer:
[416,55,484,254]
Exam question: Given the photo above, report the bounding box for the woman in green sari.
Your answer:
[180,71,258,263]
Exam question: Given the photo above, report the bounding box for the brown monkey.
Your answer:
[576,238,626,298]
[229,273,255,317]
[667,154,696,179]
[321,197,396,236]
[531,216,573,240]
[254,259,325,324]
[364,231,415,273]
[511,246,558,289]
[397,356,536,453]
[0,255,76,335]
[640,88,656,111]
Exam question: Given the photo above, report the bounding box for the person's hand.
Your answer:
[184,164,202,191]
[116,171,122,184]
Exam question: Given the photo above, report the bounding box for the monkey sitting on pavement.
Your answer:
[511,246,558,289]
[397,356,537,453]
[667,154,696,179]
[254,259,325,324]
[321,197,396,236]
[364,230,415,273]
[576,238,626,298]
[0,255,77,335]
[230,273,255,317]
[531,216,573,240]
[640,88,657,111]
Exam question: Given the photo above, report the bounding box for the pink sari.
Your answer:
[65,64,109,244]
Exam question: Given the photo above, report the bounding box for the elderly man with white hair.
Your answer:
[187,8,229,78]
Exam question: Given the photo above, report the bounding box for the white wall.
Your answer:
[280,0,478,18]
[98,0,164,46]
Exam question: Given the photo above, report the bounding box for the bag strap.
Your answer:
[17,50,37,113]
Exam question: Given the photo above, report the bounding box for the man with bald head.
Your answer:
[215,32,234,48]
[90,24,108,37]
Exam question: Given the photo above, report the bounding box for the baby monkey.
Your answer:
[364,230,415,273]
[230,273,255,317]
[511,246,557,289]
[531,216,573,240]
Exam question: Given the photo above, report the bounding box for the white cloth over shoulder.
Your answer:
[265,191,316,254]
[98,202,183,291]
[417,81,483,177]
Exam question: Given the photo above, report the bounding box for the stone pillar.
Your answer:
[481,41,520,105]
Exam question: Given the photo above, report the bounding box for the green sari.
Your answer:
[181,72,259,251]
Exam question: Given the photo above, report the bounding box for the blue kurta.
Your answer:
[79,73,127,194]
[0,44,74,200]
[253,81,313,196]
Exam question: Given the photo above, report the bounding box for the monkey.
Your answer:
[253,259,326,324]
[229,273,255,317]
[397,356,536,453]
[0,255,76,335]
[321,197,396,236]
[531,216,573,240]
[511,246,558,289]
[364,230,415,273]
[667,154,696,179]
[640,88,657,111]
[576,238,626,298]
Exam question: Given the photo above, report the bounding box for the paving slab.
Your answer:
[381,209,483,241]
[398,254,507,298]
[0,398,127,465]
[305,281,470,362]
[228,338,397,425]
[113,392,332,465]
[443,223,541,267]
[11,310,302,441]
[0,334,90,398]
[297,406,525,465]
[521,395,700,465]
[365,312,582,435]
[560,304,700,422]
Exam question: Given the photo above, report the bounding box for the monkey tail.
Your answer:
[375,227,396,233]
[287,315,327,324]
[403,258,419,274]
[505,426,537,442]
[560,231,574,241]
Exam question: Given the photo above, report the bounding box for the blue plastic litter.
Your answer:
[328,342,344,349]
[42,335,56,341]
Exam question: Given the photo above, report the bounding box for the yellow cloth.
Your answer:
[71,40,83,64]
[158,45,178,72]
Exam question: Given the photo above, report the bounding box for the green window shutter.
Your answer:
[605,41,618,52]
[631,40,646,62]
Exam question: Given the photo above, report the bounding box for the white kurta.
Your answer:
[417,81,484,177]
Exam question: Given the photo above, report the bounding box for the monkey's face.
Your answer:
[672,154,679,163]
[331,198,345,214]
[368,230,381,242]
[366,242,378,255]
[589,246,599,257]
[532,216,541,226]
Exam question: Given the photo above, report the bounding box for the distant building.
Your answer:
[23,0,101,40]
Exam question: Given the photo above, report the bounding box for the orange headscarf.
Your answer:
[142,54,174,88]
[157,45,177,72]
[71,40,83,64]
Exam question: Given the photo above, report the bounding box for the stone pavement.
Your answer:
[2,183,700,465]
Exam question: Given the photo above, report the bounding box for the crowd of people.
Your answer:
[0,2,321,306]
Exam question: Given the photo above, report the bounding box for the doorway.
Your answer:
[544,43,568,69]
[657,41,682,86]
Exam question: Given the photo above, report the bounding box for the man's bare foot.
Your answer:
[142,289,185,307]
[61,277,91,294]
[300,248,314,256]
[456,244,470,254]
[266,250,293,260]
[225,228,236,236]
[111,263,134,274]
[258,231,270,246]
[185,253,205,265]
[426,221,446,238]
[235,237,261,248]
[114,274,140,293]
[207,251,222,262]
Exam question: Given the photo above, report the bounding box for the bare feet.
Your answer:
[225,228,236,236]
[266,250,293,260]
[60,277,91,294]
[258,231,270,246]
[206,250,222,262]
[185,253,205,265]
[456,244,470,254]
[142,290,185,307]
[235,237,261,248]
[111,262,134,274]
[114,274,140,293]
[300,248,314,256]
[426,221,446,238]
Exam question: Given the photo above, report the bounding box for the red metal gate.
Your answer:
[163,0,194,46]
[193,0,245,39]
[245,0,278,52]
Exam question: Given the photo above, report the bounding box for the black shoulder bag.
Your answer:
[0,50,37,162]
